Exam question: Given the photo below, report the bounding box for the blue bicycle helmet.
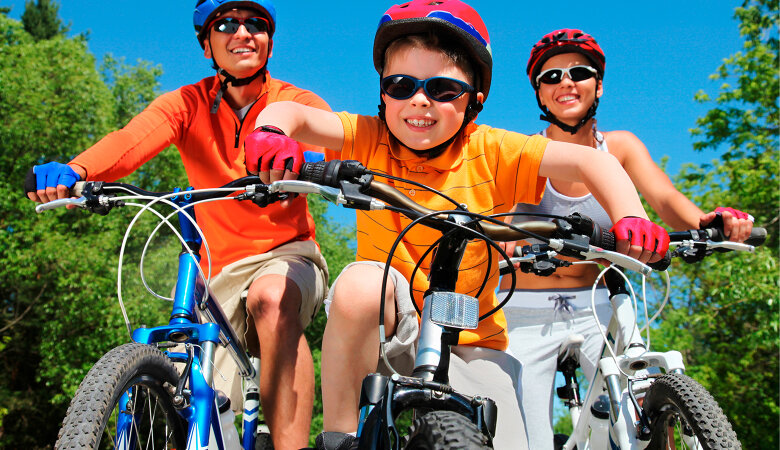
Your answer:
[194,0,277,48]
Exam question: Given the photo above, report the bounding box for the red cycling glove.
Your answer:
[610,217,670,256]
[244,126,305,174]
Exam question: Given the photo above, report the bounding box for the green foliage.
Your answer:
[652,1,780,447]
[0,11,176,447]
[21,0,68,41]
[688,0,779,243]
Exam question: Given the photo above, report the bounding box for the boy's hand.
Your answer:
[699,207,753,242]
[245,126,304,184]
[610,217,670,264]
[25,162,81,204]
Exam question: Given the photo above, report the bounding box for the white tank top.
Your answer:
[511,130,613,232]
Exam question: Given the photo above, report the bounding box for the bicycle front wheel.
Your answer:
[55,343,187,449]
[405,410,490,449]
[643,373,740,450]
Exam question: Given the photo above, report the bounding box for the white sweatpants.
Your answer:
[500,287,611,450]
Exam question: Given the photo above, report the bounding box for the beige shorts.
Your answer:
[210,240,329,409]
[327,261,527,449]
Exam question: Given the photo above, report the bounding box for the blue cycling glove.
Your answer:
[34,162,80,191]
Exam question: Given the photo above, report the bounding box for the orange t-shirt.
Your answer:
[69,74,330,275]
[328,113,549,350]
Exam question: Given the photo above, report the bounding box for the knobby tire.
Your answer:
[55,343,186,449]
[405,410,490,449]
[643,373,740,450]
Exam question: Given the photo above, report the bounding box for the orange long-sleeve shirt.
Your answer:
[70,74,330,275]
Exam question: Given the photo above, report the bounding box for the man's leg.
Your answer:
[246,274,312,450]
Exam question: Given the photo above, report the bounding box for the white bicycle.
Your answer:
[500,216,765,450]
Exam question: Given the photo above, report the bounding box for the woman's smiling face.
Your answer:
[537,53,602,126]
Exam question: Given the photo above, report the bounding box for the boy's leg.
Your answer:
[449,346,529,450]
[320,263,400,433]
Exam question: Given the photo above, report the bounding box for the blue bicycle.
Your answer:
[32,177,306,449]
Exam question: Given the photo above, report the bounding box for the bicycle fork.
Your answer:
[592,271,686,449]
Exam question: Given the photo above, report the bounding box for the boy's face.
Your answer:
[382,46,478,152]
[203,8,273,79]
[537,53,602,125]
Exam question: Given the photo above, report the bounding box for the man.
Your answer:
[27,1,330,448]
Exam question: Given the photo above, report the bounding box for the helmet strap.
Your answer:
[207,29,268,114]
[379,98,482,159]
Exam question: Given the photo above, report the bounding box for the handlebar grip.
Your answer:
[746,227,767,246]
[23,167,36,194]
[596,229,615,251]
[300,161,328,185]
[594,229,671,271]
[649,252,672,271]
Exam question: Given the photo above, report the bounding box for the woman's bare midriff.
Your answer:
[498,258,604,291]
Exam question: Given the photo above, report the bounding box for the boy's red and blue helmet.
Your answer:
[194,0,277,48]
[373,0,493,100]
[526,28,605,89]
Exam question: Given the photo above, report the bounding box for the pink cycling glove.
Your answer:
[711,206,750,221]
[610,217,670,256]
[244,126,304,174]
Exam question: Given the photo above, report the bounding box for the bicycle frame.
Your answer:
[562,270,687,450]
[356,213,497,449]
[116,193,259,450]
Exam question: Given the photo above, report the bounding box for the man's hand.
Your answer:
[245,126,304,184]
[699,207,753,242]
[25,162,81,203]
[610,217,670,263]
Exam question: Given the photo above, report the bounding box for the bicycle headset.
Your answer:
[372,0,492,154]
[193,0,277,113]
[526,29,606,134]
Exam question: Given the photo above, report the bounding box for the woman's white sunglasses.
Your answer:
[535,65,598,87]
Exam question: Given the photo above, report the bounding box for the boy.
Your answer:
[27,1,329,448]
[245,1,668,448]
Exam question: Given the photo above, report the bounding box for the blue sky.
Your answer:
[5,1,743,185]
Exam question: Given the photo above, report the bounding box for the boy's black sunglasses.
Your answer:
[535,65,597,87]
[380,75,474,102]
[211,17,270,35]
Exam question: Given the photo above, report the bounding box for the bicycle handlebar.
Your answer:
[32,159,685,274]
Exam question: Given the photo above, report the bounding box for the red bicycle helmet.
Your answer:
[373,0,493,100]
[526,28,605,89]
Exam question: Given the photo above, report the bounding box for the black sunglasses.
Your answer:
[536,65,598,86]
[380,75,474,102]
[211,16,270,35]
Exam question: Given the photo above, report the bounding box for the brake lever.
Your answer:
[581,245,652,276]
[35,197,88,213]
[548,238,653,275]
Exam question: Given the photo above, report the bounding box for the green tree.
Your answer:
[0,11,171,447]
[21,0,68,41]
[655,1,779,447]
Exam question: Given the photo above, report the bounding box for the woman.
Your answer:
[499,28,754,449]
